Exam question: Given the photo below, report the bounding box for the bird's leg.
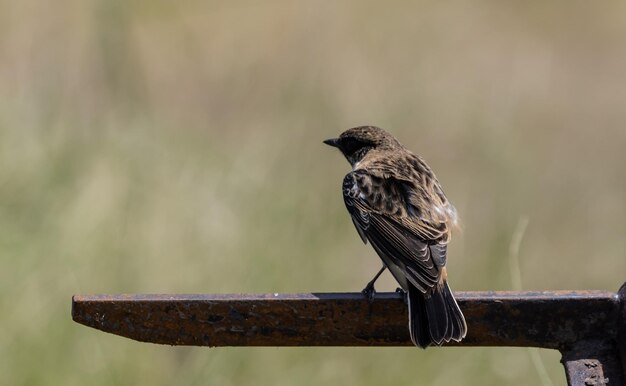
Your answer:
[362,265,386,302]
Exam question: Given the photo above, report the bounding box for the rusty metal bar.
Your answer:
[72,290,619,349]
[72,286,626,385]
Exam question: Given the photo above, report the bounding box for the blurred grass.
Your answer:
[1,1,625,385]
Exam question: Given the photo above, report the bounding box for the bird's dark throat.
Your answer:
[338,137,374,165]
[346,146,373,165]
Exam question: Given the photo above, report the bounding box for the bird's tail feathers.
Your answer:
[408,280,467,349]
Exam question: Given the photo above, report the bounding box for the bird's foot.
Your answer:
[362,285,377,303]
[395,287,408,304]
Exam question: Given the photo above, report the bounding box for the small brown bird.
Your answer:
[324,126,467,348]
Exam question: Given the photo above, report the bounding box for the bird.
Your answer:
[324,126,467,348]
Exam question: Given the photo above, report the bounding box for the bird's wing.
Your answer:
[365,153,457,243]
[343,169,447,292]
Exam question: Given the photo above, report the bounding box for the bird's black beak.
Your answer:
[323,138,341,148]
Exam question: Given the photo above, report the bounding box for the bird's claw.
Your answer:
[395,287,408,304]
[362,285,376,303]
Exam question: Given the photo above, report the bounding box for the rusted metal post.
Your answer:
[618,283,626,381]
[558,283,626,386]
[561,340,623,386]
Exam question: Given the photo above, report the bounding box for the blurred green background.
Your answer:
[1,1,625,385]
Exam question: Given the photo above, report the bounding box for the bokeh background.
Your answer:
[1,1,625,385]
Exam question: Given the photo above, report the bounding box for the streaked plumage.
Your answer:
[324,126,467,348]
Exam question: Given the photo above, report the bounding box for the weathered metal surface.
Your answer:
[618,283,626,381]
[561,340,624,386]
[72,290,620,349]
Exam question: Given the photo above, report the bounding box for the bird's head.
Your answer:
[324,126,400,166]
